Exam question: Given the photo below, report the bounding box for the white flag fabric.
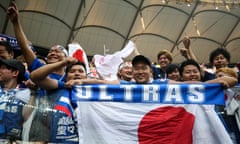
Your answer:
[93,41,137,80]
[76,102,233,144]
[68,43,90,74]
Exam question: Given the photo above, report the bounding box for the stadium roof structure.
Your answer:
[1,0,240,64]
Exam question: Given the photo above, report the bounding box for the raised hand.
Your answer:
[183,36,190,49]
[63,56,79,66]
[7,2,19,24]
[65,79,83,89]
[180,47,189,58]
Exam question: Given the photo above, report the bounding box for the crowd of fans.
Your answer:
[0,1,239,144]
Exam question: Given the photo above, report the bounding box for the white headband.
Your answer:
[55,45,68,56]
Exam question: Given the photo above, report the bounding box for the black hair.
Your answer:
[166,64,179,74]
[65,61,87,74]
[0,63,24,84]
[179,59,201,77]
[0,41,14,54]
[209,48,230,64]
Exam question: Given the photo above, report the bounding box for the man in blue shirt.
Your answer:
[0,59,29,142]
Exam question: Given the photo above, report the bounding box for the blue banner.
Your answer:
[0,33,20,50]
[0,33,35,52]
[71,83,225,105]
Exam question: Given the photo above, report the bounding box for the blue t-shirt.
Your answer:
[203,71,215,81]
[29,58,65,90]
[152,79,169,84]
[0,89,26,140]
[152,66,167,80]
[29,58,63,80]
[47,89,78,143]
[28,58,45,72]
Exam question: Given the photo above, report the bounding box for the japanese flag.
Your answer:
[68,43,90,74]
[76,103,232,144]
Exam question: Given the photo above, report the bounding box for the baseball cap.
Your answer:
[0,58,26,82]
[132,55,152,67]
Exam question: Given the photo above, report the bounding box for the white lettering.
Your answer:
[164,85,183,103]
[143,85,160,102]
[99,85,112,100]
[188,85,204,102]
[57,126,67,135]
[68,125,75,134]
[120,85,136,101]
[76,85,92,99]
